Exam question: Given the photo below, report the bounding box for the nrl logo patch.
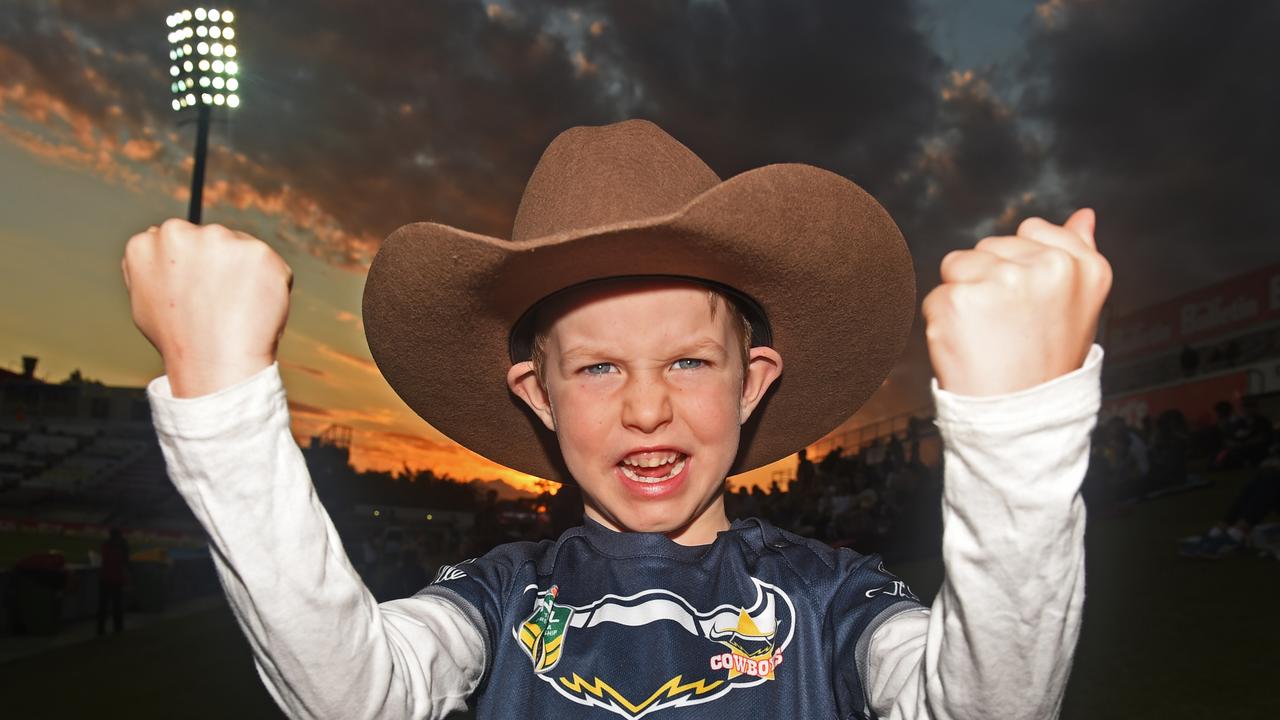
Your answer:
[512,578,796,719]
[517,585,573,673]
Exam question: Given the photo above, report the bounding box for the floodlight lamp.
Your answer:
[222,10,235,23]
[227,94,239,108]
[212,59,224,72]
[226,78,238,91]
[199,76,210,87]
[225,45,237,58]
[183,60,194,72]
[224,28,235,40]
[198,59,210,71]
[182,10,192,21]
[197,41,209,54]
[212,43,223,56]
[172,99,181,110]
[197,25,208,37]
[183,43,192,54]
[201,92,212,104]
[225,60,238,74]
[214,94,225,105]
[209,9,221,22]
[186,93,196,105]
[195,8,207,21]
[170,65,179,77]
[211,26,221,39]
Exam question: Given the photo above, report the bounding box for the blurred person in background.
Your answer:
[97,527,130,636]
[1181,440,1280,559]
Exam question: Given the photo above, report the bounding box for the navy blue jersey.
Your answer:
[418,517,923,719]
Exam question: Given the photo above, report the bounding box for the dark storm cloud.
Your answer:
[1,0,616,263]
[1024,0,1280,312]
[536,0,941,188]
[526,0,1041,286]
[891,68,1043,288]
[2,0,1041,276]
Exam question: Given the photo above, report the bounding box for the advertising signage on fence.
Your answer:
[1104,262,1280,363]
[1101,369,1250,430]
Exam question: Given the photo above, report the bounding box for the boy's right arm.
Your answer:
[126,220,484,719]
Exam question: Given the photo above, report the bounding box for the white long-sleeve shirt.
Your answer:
[147,343,1103,719]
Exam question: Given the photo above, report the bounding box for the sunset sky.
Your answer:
[1,0,1276,495]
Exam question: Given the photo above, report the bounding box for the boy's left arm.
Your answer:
[863,209,1113,719]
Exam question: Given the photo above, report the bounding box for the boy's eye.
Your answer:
[673,358,705,370]
[582,363,617,376]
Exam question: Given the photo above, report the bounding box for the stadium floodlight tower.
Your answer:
[165,7,240,223]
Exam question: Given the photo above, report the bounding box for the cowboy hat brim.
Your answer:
[363,162,915,483]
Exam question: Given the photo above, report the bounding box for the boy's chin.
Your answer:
[595,500,727,538]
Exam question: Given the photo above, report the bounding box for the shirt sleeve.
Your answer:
[865,343,1104,720]
[147,362,485,719]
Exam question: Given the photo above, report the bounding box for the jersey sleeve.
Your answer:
[865,342,1104,720]
[414,540,540,689]
[148,363,484,719]
[828,550,928,719]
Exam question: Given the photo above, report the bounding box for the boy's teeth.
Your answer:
[619,457,686,484]
[621,451,682,467]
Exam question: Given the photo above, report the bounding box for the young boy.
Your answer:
[122,120,1111,719]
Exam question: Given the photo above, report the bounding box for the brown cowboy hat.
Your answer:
[363,119,915,484]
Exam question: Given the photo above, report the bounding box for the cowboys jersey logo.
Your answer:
[513,577,796,719]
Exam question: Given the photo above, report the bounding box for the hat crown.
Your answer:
[511,119,722,242]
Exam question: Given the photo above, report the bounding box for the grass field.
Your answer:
[0,531,196,569]
[2,469,1276,718]
[0,532,104,569]
[890,468,1280,720]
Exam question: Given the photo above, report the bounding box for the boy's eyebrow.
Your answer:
[556,343,617,366]
[678,336,729,356]
[558,336,728,363]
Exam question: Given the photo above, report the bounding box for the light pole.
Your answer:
[165,8,240,224]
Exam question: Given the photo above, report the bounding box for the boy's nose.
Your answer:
[621,376,673,433]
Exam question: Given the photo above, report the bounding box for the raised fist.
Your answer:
[922,208,1113,397]
[122,218,293,398]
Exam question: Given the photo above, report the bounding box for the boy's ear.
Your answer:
[507,361,556,431]
[739,347,783,424]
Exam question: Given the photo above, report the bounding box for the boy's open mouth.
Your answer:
[618,450,688,484]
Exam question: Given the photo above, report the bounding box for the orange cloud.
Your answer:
[288,399,332,417]
[121,137,162,162]
[313,342,379,375]
[279,359,330,380]
[572,51,598,76]
[0,79,143,190]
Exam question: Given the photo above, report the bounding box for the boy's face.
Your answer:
[507,280,782,545]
